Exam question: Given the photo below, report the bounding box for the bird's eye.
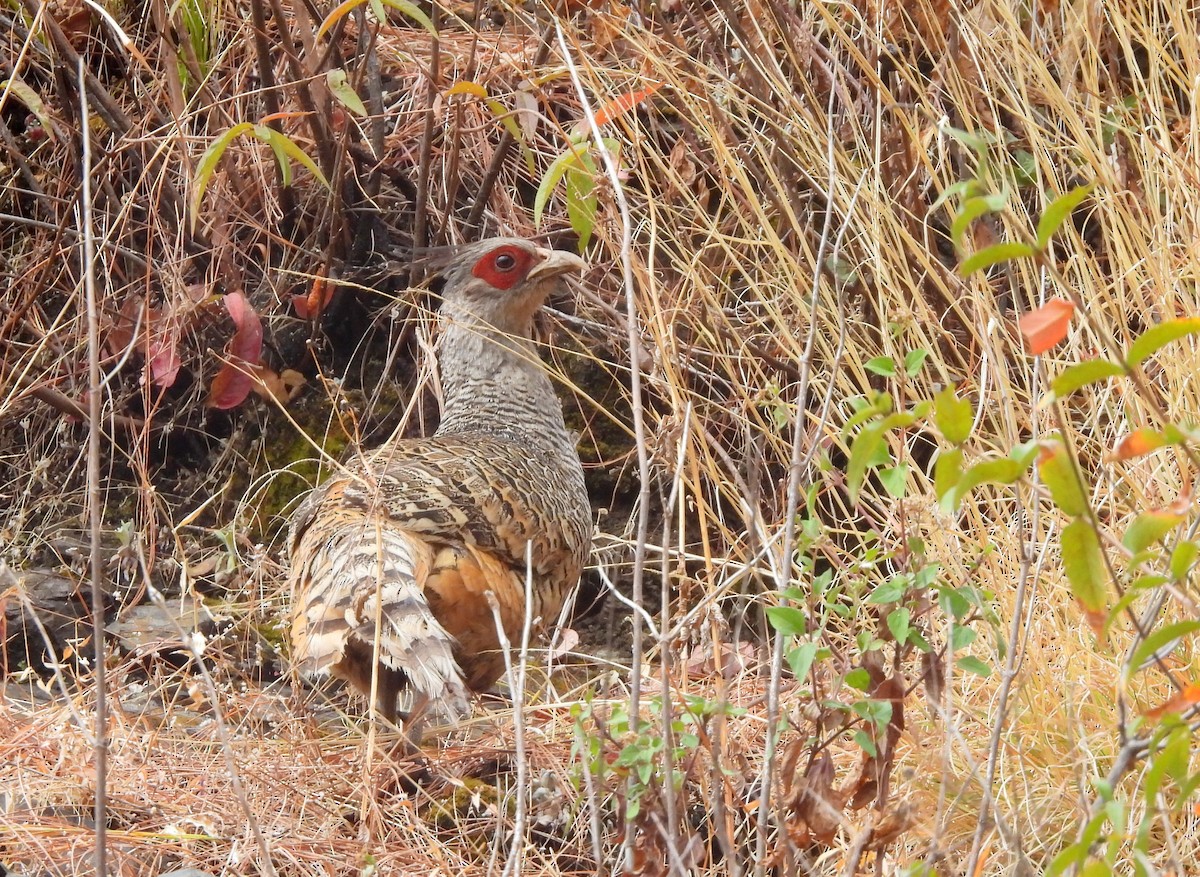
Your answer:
[494,253,516,271]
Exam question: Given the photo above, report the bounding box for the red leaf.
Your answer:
[208,291,264,409]
[594,82,662,128]
[1019,297,1075,355]
[209,362,253,409]
[147,333,181,388]
[222,291,263,363]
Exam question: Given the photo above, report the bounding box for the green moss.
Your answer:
[419,776,512,859]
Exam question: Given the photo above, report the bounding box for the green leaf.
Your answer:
[259,127,293,188]
[1169,540,1199,581]
[1127,621,1200,677]
[258,127,329,189]
[1127,317,1200,368]
[326,69,367,117]
[950,192,1009,247]
[955,655,992,677]
[852,729,877,757]
[1051,359,1126,397]
[1061,518,1107,615]
[1035,183,1095,250]
[934,385,974,445]
[844,668,871,691]
[879,464,907,498]
[382,0,437,34]
[886,607,910,643]
[190,122,254,231]
[942,452,1034,511]
[868,577,906,604]
[1122,511,1184,553]
[765,605,807,637]
[856,698,893,728]
[865,356,895,376]
[1038,440,1089,517]
[960,241,1036,276]
[533,143,589,228]
[903,348,930,376]
[930,179,976,213]
[565,164,597,250]
[950,626,977,651]
[786,641,819,681]
[939,124,996,154]
[846,421,887,504]
[938,585,973,621]
[934,448,964,505]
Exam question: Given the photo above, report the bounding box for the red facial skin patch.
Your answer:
[471,244,539,289]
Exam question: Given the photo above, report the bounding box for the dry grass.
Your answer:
[2,0,1200,874]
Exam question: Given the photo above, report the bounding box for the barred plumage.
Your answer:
[286,239,592,735]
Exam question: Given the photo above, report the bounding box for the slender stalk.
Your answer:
[752,82,842,877]
[485,542,534,877]
[554,22,650,874]
[79,56,108,877]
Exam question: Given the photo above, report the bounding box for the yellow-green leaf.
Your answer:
[1051,359,1125,397]
[1035,183,1095,250]
[534,143,589,228]
[256,127,329,189]
[1122,511,1184,554]
[934,385,973,445]
[1037,440,1088,517]
[951,192,1008,247]
[2,77,56,141]
[1127,317,1200,368]
[326,69,367,117]
[191,122,255,232]
[960,242,1036,277]
[382,0,436,35]
[1128,622,1200,677]
[1061,518,1107,616]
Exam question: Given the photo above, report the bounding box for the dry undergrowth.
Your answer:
[2,0,1199,875]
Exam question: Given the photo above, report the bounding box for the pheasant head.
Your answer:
[436,238,587,336]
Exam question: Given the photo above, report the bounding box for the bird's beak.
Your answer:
[528,247,587,280]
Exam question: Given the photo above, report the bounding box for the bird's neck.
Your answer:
[434,317,575,455]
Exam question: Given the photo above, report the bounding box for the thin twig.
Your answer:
[464,24,555,236]
[139,565,280,877]
[484,541,535,877]
[752,80,842,877]
[79,56,108,877]
[413,2,441,254]
[554,22,651,874]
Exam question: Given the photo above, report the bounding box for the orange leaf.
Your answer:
[249,365,307,403]
[594,82,662,128]
[1144,682,1200,721]
[445,81,488,99]
[292,276,334,319]
[1112,428,1168,460]
[1019,297,1075,355]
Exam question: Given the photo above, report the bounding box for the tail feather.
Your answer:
[289,513,470,723]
